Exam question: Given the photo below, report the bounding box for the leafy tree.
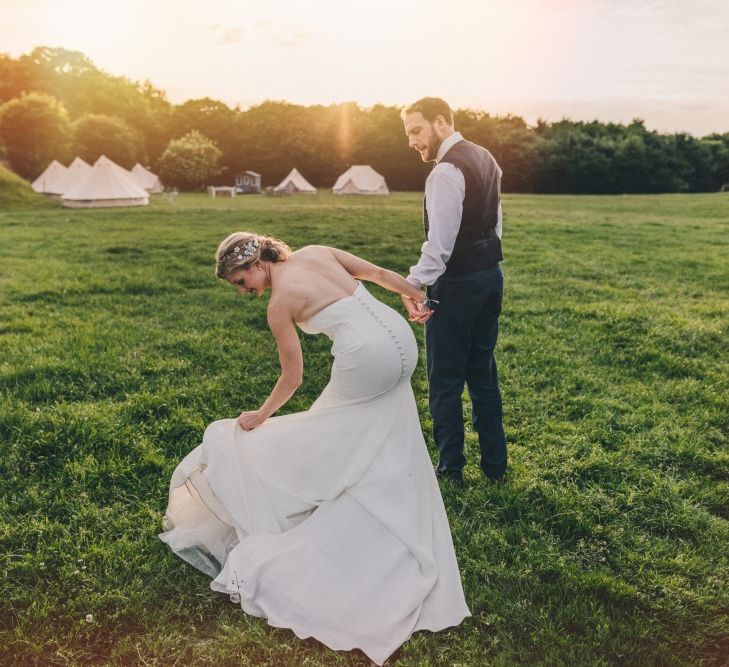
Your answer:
[2,47,728,193]
[0,54,36,102]
[231,101,321,187]
[0,92,72,179]
[417,109,544,192]
[702,133,729,189]
[73,113,146,168]
[671,133,715,191]
[354,103,428,191]
[169,98,236,144]
[169,98,238,181]
[157,130,222,190]
[10,47,171,168]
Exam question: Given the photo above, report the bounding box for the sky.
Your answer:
[2,0,728,136]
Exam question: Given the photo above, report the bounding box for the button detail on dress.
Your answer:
[354,292,407,383]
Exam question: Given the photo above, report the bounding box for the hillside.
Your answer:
[0,163,53,208]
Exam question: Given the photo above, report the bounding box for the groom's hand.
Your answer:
[413,300,433,323]
[401,295,433,324]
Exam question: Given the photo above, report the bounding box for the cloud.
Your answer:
[594,0,729,32]
[220,28,245,44]
[270,32,310,48]
[210,25,245,45]
[247,21,310,48]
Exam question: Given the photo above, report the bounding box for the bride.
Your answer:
[159,231,471,665]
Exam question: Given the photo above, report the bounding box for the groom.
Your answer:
[400,97,507,486]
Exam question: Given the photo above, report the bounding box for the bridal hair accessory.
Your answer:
[224,237,260,263]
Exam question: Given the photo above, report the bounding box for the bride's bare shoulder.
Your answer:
[291,245,333,259]
[266,289,298,323]
[287,245,341,275]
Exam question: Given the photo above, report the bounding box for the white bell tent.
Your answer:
[31,160,68,196]
[53,157,92,196]
[332,165,389,195]
[274,168,317,194]
[61,155,149,208]
[131,163,164,193]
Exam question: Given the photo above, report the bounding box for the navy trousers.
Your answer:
[425,264,507,479]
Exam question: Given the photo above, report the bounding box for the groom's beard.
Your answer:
[425,127,442,162]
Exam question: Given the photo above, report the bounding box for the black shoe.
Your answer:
[484,471,507,485]
[435,469,465,487]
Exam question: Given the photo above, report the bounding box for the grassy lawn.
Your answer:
[1,191,728,665]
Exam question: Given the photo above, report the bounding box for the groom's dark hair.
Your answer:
[400,97,454,126]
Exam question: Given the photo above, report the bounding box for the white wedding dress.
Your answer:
[158,282,471,665]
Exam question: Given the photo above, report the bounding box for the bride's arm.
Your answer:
[237,301,303,431]
[324,246,432,323]
[324,246,426,303]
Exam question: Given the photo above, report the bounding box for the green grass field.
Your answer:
[1,191,728,665]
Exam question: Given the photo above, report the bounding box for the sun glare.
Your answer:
[3,0,727,134]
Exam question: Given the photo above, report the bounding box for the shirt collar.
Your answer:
[436,131,463,163]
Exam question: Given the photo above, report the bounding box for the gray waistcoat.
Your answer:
[424,139,504,276]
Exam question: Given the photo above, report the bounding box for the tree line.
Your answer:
[1,47,728,193]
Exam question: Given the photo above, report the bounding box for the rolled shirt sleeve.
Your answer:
[406,163,465,287]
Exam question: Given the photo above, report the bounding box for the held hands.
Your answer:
[401,293,433,324]
[237,409,267,431]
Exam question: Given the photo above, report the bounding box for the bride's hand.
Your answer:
[414,301,433,323]
[237,410,267,431]
[401,294,432,324]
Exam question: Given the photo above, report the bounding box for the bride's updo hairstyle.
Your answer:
[215,231,292,280]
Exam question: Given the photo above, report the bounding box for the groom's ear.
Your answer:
[434,114,451,131]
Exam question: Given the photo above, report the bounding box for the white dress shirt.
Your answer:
[406,132,502,288]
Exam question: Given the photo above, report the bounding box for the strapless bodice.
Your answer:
[297,281,367,335]
[297,281,418,404]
